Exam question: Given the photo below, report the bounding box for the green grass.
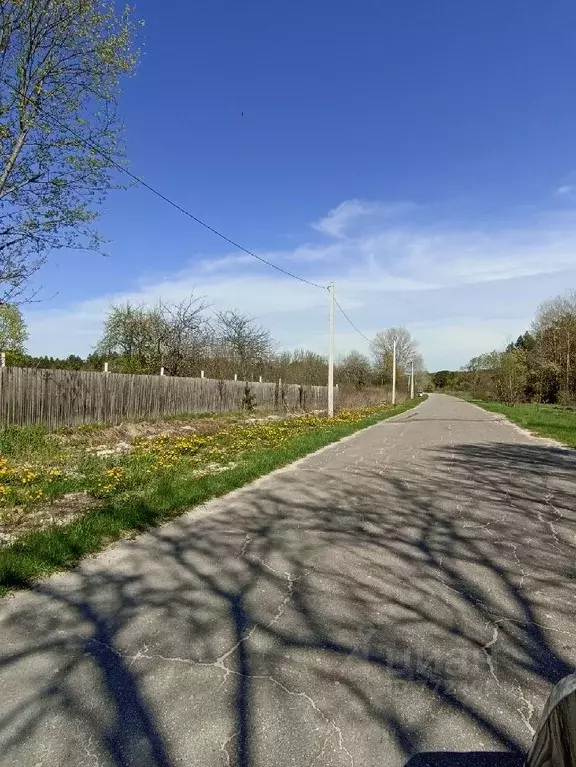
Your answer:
[0,425,53,459]
[0,400,420,594]
[468,399,576,447]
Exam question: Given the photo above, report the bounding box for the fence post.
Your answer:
[103,362,109,373]
[0,352,5,368]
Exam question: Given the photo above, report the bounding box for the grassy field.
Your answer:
[468,399,576,447]
[0,400,420,594]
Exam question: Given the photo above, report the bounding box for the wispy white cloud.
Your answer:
[194,253,256,273]
[312,199,417,239]
[555,185,576,199]
[24,198,576,370]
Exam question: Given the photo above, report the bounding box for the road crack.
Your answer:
[516,685,536,736]
[481,625,503,689]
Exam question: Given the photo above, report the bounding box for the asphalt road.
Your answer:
[1,394,575,767]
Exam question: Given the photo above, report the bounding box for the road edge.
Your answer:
[450,395,573,451]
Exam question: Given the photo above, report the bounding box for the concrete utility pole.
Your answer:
[410,359,415,399]
[328,282,335,417]
[392,340,397,405]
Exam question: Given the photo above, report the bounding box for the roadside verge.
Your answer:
[0,400,422,594]
[461,398,576,448]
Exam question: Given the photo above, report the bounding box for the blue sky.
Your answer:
[24,0,576,370]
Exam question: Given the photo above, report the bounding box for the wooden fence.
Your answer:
[0,367,330,430]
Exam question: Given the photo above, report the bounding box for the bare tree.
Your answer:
[96,303,154,369]
[270,349,328,386]
[213,310,275,380]
[370,327,420,382]
[411,352,429,391]
[155,297,211,376]
[336,350,372,389]
[96,295,211,375]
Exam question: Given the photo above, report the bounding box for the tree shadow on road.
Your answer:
[405,753,523,766]
[0,439,575,765]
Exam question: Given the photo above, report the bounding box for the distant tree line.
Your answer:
[432,290,576,405]
[0,297,429,393]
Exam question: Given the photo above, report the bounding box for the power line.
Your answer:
[2,80,327,291]
[334,296,372,343]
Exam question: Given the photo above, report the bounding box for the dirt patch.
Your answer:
[53,411,324,457]
[192,462,237,478]
[0,492,100,547]
[55,417,228,449]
